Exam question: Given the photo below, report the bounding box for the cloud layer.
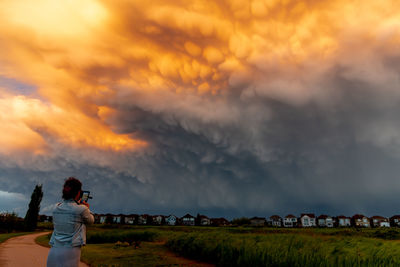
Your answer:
[1,0,400,218]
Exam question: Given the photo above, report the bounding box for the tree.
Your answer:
[146,215,153,225]
[24,184,43,231]
[105,215,114,224]
[231,217,250,226]
[196,213,201,226]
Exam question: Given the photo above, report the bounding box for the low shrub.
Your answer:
[371,229,400,240]
[87,230,158,244]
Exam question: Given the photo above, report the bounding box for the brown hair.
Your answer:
[62,177,82,200]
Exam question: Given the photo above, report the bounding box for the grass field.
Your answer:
[35,229,213,266]
[35,225,400,266]
[0,232,32,243]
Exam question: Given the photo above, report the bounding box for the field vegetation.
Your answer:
[167,229,400,266]
[35,225,400,266]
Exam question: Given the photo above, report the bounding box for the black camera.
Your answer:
[80,190,92,202]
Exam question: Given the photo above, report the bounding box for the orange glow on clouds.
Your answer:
[0,90,144,153]
[0,0,399,155]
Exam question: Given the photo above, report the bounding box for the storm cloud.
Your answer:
[1,0,400,218]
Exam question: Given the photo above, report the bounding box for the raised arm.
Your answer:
[81,206,94,224]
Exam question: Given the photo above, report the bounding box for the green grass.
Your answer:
[35,225,400,266]
[81,242,211,267]
[0,232,32,243]
[166,229,400,266]
[87,229,158,244]
[35,232,52,247]
[36,231,211,266]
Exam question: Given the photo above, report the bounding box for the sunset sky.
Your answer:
[1,0,400,218]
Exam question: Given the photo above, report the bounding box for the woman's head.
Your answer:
[62,177,82,200]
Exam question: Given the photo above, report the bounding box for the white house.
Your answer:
[152,215,164,225]
[269,215,282,227]
[370,216,390,227]
[390,215,400,227]
[166,215,177,225]
[96,214,107,224]
[181,214,195,226]
[352,214,370,227]
[283,214,298,227]
[299,214,316,227]
[199,215,211,226]
[138,214,148,225]
[113,214,123,224]
[124,214,138,225]
[317,215,334,227]
[336,216,351,227]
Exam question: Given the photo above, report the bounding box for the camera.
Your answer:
[80,190,92,202]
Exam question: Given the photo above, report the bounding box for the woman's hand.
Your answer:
[81,200,90,208]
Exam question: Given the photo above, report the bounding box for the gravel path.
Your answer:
[0,232,88,267]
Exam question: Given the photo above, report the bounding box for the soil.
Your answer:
[0,232,88,267]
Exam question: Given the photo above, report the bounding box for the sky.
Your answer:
[1,0,400,219]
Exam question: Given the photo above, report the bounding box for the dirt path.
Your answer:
[0,232,88,267]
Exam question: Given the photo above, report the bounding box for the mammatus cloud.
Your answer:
[1,0,400,217]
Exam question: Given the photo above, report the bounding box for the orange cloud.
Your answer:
[0,90,144,154]
[0,0,400,155]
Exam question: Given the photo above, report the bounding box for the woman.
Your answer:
[47,177,94,267]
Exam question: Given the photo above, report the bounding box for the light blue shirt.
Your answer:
[49,199,94,247]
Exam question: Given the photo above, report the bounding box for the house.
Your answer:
[124,214,138,225]
[166,215,177,226]
[351,214,370,227]
[250,217,266,227]
[199,215,211,226]
[113,214,124,224]
[98,214,108,224]
[336,216,351,227]
[317,215,334,228]
[390,215,400,227]
[138,214,149,225]
[299,214,316,227]
[152,215,164,225]
[100,214,123,224]
[370,216,390,227]
[181,214,195,226]
[283,214,298,228]
[268,215,282,227]
[210,218,230,226]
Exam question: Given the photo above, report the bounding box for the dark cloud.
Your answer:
[3,82,400,218]
[2,0,400,220]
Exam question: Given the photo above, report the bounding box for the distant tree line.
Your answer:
[0,212,25,233]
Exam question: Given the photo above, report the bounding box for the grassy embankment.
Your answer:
[36,225,400,267]
[35,226,212,266]
[0,232,32,243]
